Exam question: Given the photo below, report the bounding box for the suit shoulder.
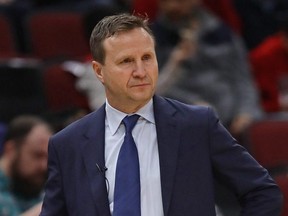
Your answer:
[156,96,220,127]
[164,97,212,115]
[52,111,98,140]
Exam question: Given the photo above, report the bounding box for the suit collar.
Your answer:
[80,105,111,216]
[153,95,181,216]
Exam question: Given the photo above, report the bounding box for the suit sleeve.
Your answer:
[40,138,69,216]
[207,108,283,215]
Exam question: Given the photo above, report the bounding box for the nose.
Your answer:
[133,61,146,78]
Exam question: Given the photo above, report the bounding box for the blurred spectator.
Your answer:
[0,115,53,215]
[152,0,262,138]
[132,0,242,32]
[250,14,288,113]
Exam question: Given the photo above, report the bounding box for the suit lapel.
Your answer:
[80,105,111,216]
[154,96,181,216]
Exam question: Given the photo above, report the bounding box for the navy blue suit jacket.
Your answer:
[40,95,282,215]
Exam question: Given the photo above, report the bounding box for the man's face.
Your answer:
[93,28,158,113]
[11,124,51,197]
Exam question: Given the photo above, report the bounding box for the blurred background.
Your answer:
[1,0,288,215]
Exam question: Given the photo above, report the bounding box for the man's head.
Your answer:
[90,13,158,113]
[1,115,53,197]
[90,13,155,64]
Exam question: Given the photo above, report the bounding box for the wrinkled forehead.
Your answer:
[108,32,153,54]
[104,28,155,49]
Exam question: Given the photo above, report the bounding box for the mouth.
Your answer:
[131,83,150,88]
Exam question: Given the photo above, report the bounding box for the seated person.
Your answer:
[152,0,263,138]
[250,15,288,113]
[0,115,53,215]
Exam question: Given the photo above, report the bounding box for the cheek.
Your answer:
[147,64,158,80]
[16,159,31,177]
[18,155,38,175]
[104,68,130,88]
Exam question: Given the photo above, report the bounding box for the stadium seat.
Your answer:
[26,10,90,60]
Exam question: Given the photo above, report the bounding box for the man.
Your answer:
[40,13,282,215]
[0,115,53,216]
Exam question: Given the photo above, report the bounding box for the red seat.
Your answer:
[0,14,17,57]
[246,118,288,215]
[43,64,90,113]
[274,174,288,216]
[132,0,158,21]
[246,119,288,170]
[0,61,46,123]
[27,10,90,60]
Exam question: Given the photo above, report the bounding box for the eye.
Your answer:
[142,54,151,61]
[120,58,133,64]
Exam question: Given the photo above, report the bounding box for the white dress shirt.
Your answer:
[105,99,164,216]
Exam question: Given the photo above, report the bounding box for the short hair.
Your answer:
[4,115,52,148]
[89,13,154,64]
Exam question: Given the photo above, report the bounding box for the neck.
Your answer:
[107,99,151,114]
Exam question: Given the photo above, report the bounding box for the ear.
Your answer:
[92,61,104,84]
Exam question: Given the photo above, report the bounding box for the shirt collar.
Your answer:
[105,99,155,135]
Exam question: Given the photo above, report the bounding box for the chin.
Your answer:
[132,93,153,103]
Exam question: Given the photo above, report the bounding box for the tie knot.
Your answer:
[122,114,140,133]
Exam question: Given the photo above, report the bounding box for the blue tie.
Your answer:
[113,114,141,216]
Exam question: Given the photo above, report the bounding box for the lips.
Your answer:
[131,83,151,88]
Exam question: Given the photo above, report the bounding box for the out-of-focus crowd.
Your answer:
[1,0,288,215]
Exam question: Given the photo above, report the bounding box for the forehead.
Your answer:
[103,28,155,51]
[21,125,51,149]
